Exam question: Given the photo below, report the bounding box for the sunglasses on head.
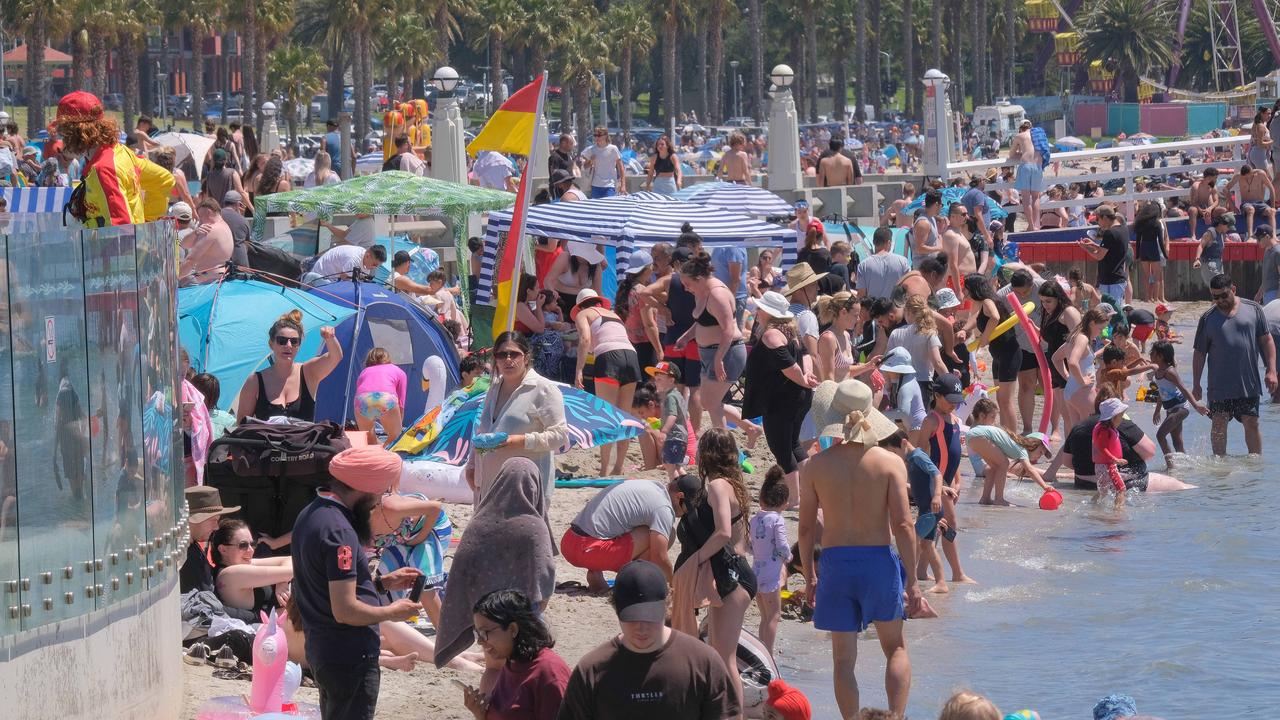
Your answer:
[273,336,301,346]
[221,541,253,551]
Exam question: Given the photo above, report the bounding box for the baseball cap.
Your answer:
[212,148,228,163]
[612,560,669,623]
[1096,302,1118,317]
[1254,223,1274,238]
[645,361,681,382]
[223,190,244,206]
[794,200,809,210]
[930,373,965,404]
[1213,213,1233,226]
[1155,303,1171,315]
[625,249,653,274]
[169,202,193,221]
[55,91,104,124]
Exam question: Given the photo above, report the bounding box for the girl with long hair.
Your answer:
[1053,308,1109,429]
[814,292,879,383]
[1038,278,1080,440]
[236,310,342,422]
[646,134,682,193]
[886,294,947,381]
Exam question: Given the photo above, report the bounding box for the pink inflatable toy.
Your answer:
[250,608,288,714]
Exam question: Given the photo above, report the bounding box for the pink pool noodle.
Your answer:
[1005,292,1053,435]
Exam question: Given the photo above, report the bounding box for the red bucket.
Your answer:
[1039,488,1063,511]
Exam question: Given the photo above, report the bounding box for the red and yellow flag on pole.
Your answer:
[469,73,547,344]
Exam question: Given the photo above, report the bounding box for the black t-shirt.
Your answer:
[180,541,214,594]
[742,338,810,418]
[1126,307,1156,326]
[1096,226,1130,284]
[291,495,382,665]
[549,149,573,175]
[556,632,739,720]
[818,263,850,294]
[797,247,832,274]
[1065,414,1146,477]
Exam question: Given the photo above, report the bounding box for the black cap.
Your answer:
[930,372,965,404]
[550,168,575,186]
[1213,213,1233,226]
[613,560,668,622]
[671,246,694,263]
[1255,224,1274,237]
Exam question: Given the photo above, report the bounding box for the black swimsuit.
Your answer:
[674,499,758,599]
[212,565,279,616]
[253,369,316,421]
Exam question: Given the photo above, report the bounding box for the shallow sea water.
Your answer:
[776,310,1280,718]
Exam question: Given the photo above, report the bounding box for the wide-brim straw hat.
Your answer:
[810,379,898,445]
[782,262,827,296]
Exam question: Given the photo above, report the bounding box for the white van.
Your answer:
[972,100,1027,145]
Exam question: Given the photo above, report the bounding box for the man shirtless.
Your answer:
[1009,120,1043,230]
[911,191,945,267]
[941,202,979,298]
[719,132,753,184]
[1187,167,1220,234]
[800,379,921,718]
[1223,163,1277,237]
[818,139,858,187]
[881,182,917,228]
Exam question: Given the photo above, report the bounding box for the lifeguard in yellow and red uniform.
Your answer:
[54,91,173,227]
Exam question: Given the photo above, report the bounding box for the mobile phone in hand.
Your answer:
[409,574,427,602]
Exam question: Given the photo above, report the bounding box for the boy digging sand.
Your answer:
[646,361,689,480]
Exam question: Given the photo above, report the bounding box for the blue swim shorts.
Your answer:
[1013,162,1043,193]
[813,545,907,633]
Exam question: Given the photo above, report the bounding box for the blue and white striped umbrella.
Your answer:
[2,187,73,214]
[673,181,793,218]
[477,193,794,303]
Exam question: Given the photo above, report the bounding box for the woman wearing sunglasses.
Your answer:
[209,517,294,613]
[466,332,568,508]
[236,309,343,422]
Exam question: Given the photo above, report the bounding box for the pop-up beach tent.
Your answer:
[672,181,793,218]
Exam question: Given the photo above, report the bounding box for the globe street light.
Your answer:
[261,101,280,155]
[430,66,466,183]
[766,64,801,192]
[432,66,460,96]
[770,64,795,89]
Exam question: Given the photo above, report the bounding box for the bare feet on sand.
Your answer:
[951,575,978,585]
[928,582,950,594]
[979,497,1012,506]
[383,652,419,672]
[744,424,762,450]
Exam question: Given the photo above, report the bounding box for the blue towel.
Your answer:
[1031,127,1052,169]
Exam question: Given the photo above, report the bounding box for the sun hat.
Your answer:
[21,146,37,157]
[1096,302,1118,317]
[185,486,240,524]
[755,291,793,319]
[170,202,193,221]
[782,262,828,296]
[933,287,962,310]
[984,167,999,182]
[1025,431,1051,451]
[1099,397,1129,422]
[930,373,966,404]
[328,446,403,494]
[765,679,812,720]
[566,240,605,264]
[810,379,897,444]
[55,91,104,124]
[645,361,681,382]
[1092,694,1138,720]
[625,249,653,274]
[878,346,915,374]
[570,287,610,320]
[612,560,669,623]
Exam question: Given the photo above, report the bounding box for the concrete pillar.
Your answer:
[528,112,550,186]
[766,64,803,193]
[921,69,952,179]
[261,101,281,155]
[430,92,468,185]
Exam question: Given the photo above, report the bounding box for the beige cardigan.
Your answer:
[467,369,569,509]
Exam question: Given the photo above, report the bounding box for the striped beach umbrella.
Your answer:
[673,180,793,218]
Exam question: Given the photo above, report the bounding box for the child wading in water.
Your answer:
[1148,340,1208,469]
[1093,397,1131,506]
[750,466,791,656]
[965,399,1053,505]
[915,373,976,585]
[879,425,956,594]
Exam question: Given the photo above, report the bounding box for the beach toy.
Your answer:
[250,609,288,713]
[197,697,320,720]
[555,478,625,489]
[1039,488,1063,511]
[1006,293,1053,434]
[966,301,1035,351]
[473,432,508,450]
[281,661,302,704]
[399,458,472,503]
[647,417,662,430]
[739,448,754,474]
[1004,712,1041,720]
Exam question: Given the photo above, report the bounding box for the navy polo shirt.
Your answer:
[291,495,382,665]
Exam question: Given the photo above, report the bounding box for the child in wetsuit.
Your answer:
[750,466,791,656]
[879,428,955,594]
[915,372,974,584]
[1148,340,1208,470]
[1093,398,1131,506]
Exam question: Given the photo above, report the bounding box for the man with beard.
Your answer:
[292,447,424,719]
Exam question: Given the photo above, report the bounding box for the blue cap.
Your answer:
[1093,694,1138,720]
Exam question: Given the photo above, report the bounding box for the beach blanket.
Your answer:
[1031,127,1052,169]
[434,457,557,668]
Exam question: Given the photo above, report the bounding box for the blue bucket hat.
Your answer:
[1093,694,1138,720]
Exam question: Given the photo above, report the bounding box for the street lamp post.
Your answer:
[729,60,740,121]
[158,72,169,130]
[261,101,280,154]
[921,68,952,178]
[766,64,802,192]
[430,66,467,184]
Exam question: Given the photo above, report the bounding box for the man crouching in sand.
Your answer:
[799,379,922,718]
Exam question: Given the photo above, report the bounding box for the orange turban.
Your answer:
[328,446,402,494]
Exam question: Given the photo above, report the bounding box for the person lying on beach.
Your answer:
[964,399,1054,506]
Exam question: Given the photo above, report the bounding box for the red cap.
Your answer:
[807,218,824,233]
[56,91,104,123]
[1155,303,1171,316]
[766,679,812,720]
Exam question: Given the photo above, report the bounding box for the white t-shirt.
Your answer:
[473,151,515,190]
[582,143,622,188]
[342,218,377,248]
[887,324,942,379]
[303,171,340,188]
[311,245,368,278]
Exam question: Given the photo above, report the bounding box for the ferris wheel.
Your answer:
[1025,0,1280,95]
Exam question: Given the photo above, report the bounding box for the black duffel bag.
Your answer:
[245,240,303,285]
[205,420,350,539]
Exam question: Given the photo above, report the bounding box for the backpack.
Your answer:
[204,420,351,539]
[245,240,303,285]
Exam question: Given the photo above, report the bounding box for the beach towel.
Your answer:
[434,457,557,668]
[183,379,213,484]
[671,554,721,637]
[1031,127,1052,170]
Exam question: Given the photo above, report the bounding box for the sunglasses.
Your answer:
[273,336,301,347]
[495,350,524,361]
[221,541,253,551]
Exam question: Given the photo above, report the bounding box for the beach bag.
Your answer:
[245,240,303,284]
[205,420,350,539]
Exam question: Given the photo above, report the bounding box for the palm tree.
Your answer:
[107,0,158,132]
[471,0,524,113]
[292,0,349,126]
[3,0,67,133]
[1078,0,1174,102]
[1177,2,1270,91]
[426,0,461,67]
[162,0,222,130]
[902,0,914,118]
[513,0,560,79]
[239,0,258,130]
[706,0,732,125]
[268,44,326,150]
[658,0,679,131]
[375,13,436,101]
[855,0,866,120]
[930,0,941,71]
[255,0,294,135]
[605,1,654,143]
[553,4,612,142]
[748,0,763,122]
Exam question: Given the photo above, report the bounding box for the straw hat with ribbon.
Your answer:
[782,262,828,297]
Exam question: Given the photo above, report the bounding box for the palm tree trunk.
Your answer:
[327,41,344,124]
[931,0,941,71]
[490,30,504,115]
[25,17,47,134]
[621,46,633,144]
[662,6,676,132]
[122,37,139,132]
[434,3,450,66]
[72,28,89,92]
[902,0,914,118]
[91,33,109,99]
[868,0,881,115]
[708,0,724,124]
[969,0,982,105]
[832,35,846,121]
[353,28,369,142]
[1005,0,1015,94]
[574,77,591,143]
[806,13,818,122]
[674,28,683,122]
[242,0,258,132]
[749,0,763,122]
[362,30,375,137]
[697,19,708,123]
[192,29,206,131]
[949,0,964,108]
[855,0,866,120]
[255,29,268,137]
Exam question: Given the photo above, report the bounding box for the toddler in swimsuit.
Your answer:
[1093,398,1131,506]
[1148,340,1208,470]
[354,347,408,445]
[749,466,791,656]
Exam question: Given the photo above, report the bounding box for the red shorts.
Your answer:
[662,342,701,361]
[560,527,634,572]
[1132,323,1154,342]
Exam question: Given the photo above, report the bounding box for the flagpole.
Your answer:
[499,72,548,339]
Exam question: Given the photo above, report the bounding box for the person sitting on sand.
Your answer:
[458,589,571,720]
[799,379,921,718]
[964,399,1054,506]
[209,518,294,614]
[560,479,677,594]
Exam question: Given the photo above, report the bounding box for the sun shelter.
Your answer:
[153,132,216,179]
[251,171,515,297]
[672,181,793,218]
[307,280,461,427]
[177,278,358,410]
[475,194,796,303]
